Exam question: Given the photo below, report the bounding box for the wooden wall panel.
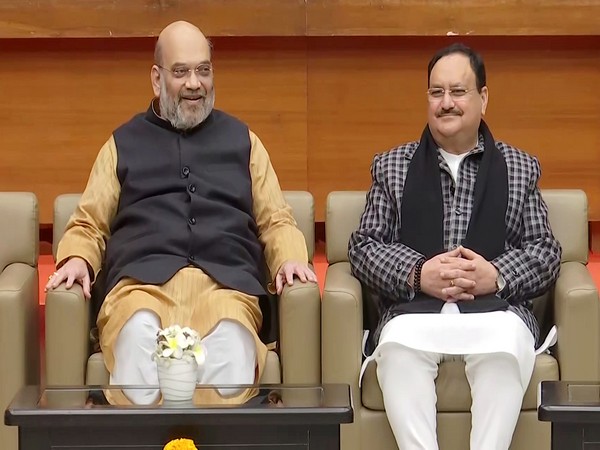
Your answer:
[1,0,599,38]
[308,37,427,221]
[214,38,308,193]
[0,0,306,38]
[307,36,600,221]
[0,35,598,227]
[0,39,152,224]
[308,0,600,36]
[0,37,308,223]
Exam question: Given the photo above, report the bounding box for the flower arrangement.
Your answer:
[163,438,198,450]
[153,325,206,365]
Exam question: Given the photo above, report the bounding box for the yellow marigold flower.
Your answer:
[163,438,198,450]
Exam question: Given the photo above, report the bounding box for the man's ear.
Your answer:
[151,65,161,98]
[480,86,489,115]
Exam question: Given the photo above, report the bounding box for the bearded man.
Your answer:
[46,21,316,405]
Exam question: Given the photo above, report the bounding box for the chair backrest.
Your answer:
[326,191,366,264]
[0,192,39,272]
[282,191,315,263]
[542,189,588,264]
[53,191,315,262]
[52,193,81,259]
[325,189,589,265]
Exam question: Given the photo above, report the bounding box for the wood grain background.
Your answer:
[0,1,598,234]
[0,0,597,38]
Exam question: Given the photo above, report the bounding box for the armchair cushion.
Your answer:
[361,353,559,411]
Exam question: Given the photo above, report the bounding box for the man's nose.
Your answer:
[440,91,455,109]
[185,71,201,89]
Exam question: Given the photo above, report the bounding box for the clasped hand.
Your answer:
[419,246,498,302]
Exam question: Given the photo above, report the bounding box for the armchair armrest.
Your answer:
[45,283,91,386]
[322,262,364,389]
[279,268,321,384]
[322,262,365,449]
[553,261,600,381]
[0,262,39,394]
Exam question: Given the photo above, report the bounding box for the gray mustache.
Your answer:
[181,91,206,98]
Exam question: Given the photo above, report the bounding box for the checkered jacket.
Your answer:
[348,137,562,346]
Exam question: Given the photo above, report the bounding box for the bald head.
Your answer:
[151,21,215,130]
[154,21,211,66]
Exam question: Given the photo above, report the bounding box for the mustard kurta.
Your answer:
[56,129,308,382]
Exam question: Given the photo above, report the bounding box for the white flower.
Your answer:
[192,342,206,365]
[152,324,206,365]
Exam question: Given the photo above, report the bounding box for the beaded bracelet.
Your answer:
[413,258,426,293]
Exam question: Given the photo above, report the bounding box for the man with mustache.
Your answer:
[46,21,317,405]
[349,43,561,450]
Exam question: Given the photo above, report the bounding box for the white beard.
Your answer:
[159,78,215,130]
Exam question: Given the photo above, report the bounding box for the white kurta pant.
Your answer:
[365,304,541,450]
[111,309,257,405]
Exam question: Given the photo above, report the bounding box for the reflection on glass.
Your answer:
[281,386,323,407]
[104,385,262,407]
[38,385,325,409]
[567,384,600,403]
[40,389,89,408]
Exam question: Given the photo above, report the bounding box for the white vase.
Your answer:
[156,358,198,402]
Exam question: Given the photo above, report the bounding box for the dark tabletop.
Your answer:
[539,380,600,423]
[5,384,353,427]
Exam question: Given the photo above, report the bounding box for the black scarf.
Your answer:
[399,120,509,313]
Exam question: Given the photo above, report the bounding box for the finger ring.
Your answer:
[450,280,455,287]
[48,272,59,280]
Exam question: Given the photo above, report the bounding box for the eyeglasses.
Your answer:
[426,87,477,100]
[158,63,213,79]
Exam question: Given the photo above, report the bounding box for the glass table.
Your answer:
[538,381,600,449]
[5,384,352,450]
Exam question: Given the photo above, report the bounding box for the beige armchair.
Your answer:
[0,192,40,450]
[322,189,600,450]
[45,191,320,387]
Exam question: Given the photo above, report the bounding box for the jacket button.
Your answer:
[189,254,195,261]
[188,184,196,193]
[181,166,190,178]
[189,217,196,225]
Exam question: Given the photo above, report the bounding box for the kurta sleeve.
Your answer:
[56,136,121,281]
[249,130,308,291]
